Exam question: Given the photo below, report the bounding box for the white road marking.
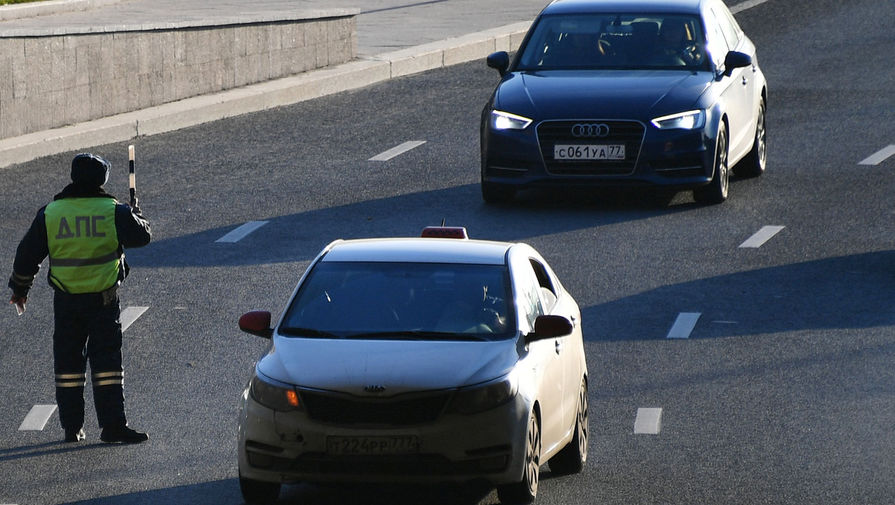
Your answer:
[667,312,701,339]
[859,145,895,165]
[730,0,771,14]
[739,225,785,248]
[18,404,57,431]
[369,140,426,161]
[634,408,663,434]
[215,220,269,243]
[121,306,149,332]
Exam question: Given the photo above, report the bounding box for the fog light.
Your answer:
[247,451,273,469]
[477,455,509,472]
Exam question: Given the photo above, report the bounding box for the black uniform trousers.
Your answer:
[53,289,127,431]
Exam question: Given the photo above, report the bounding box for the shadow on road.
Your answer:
[65,479,498,505]
[582,250,895,341]
[127,183,698,269]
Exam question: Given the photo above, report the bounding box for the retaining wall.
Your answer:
[0,10,357,140]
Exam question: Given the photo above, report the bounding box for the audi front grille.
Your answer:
[537,120,645,176]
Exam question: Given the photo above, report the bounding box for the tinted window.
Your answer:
[280,262,515,340]
[530,259,558,312]
[712,5,741,50]
[703,7,730,67]
[516,13,710,71]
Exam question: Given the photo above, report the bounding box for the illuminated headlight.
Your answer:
[651,110,706,130]
[449,375,518,415]
[490,110,533,131]
[250,374,301,412]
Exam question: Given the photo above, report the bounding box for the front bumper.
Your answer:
[481,120,716,191]
[237,386,530,485]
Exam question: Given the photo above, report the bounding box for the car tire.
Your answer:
[482,181,516,204]
[497,411,541,504]
[733,97,767,178]
[239,474,281,505]
[693,121,729,204]
[548,378,588,475]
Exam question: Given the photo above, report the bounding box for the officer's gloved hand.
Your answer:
[128,198,142,216]
[10,293,26,315]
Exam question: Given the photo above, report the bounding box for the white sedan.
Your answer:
[236,227,588,504]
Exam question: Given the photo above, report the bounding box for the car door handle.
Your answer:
[555,339,562,355]
[742,76,748,86]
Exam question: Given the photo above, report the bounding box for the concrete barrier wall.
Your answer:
[0,11,357,140]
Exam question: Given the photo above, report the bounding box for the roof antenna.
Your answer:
[441,218,446,226]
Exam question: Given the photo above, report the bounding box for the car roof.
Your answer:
[542,0,704,15]
[320,238,513,265]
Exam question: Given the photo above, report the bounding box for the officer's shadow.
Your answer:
[0,440,104,462]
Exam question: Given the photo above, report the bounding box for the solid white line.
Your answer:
[730,0,771,14]
[121,306,149,332]
[859,145,895,165]
[215,220,269,243]
[18,404,57,431]
[369,140,426,161]
[739,225,785,248]
[667,312,701,339]
[634,408,663,434]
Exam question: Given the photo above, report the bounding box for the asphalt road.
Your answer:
[1,0,894,504]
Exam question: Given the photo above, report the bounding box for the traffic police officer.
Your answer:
[8,153,151,444]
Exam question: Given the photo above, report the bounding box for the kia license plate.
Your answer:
[326,435,420,456]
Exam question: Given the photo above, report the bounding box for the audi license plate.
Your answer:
[326,435,420,456]
[554,144,625,161]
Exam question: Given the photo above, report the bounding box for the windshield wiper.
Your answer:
[278,327,343,339]
[345,331,488,342]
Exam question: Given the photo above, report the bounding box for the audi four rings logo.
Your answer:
[571,123,610,138]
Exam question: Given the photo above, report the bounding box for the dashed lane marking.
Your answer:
[634,408,663,434]
[739,225,785,248]
[369,140,426,161]
[667,312,701,339]
[859,145,895,165]
[121,306,149,332]
[18,404,56,431]
[215,220,269,243]
[730,0,772,14]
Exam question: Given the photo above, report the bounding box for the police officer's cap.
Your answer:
[71,153,110,187]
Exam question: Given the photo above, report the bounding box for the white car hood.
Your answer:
[257,336,520,396]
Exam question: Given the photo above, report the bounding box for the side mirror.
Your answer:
[486,51,510,77]
[722,51,752,76]
[239,310,273,339]
[526,314,573,343]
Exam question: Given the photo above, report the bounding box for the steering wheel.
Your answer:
[680,43,702,65]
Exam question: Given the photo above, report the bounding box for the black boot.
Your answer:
[100,425,148,444]
[64,428,86,443]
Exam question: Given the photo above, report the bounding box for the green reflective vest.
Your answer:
[44,198,121,294]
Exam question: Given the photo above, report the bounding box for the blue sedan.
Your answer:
[480,0,767,204]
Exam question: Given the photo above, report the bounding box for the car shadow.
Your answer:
[127,183,701,269]
[62,478,497,505]
[581,250,895,341]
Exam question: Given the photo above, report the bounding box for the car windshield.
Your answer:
[280,261,516,341]
[516,13,710,71]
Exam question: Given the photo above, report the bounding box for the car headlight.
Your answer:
[250,374,301,412]
[651,109,706,130]
[449,376,518,415]
[490,110,533,131]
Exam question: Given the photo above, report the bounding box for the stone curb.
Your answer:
[0,20,530,169]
